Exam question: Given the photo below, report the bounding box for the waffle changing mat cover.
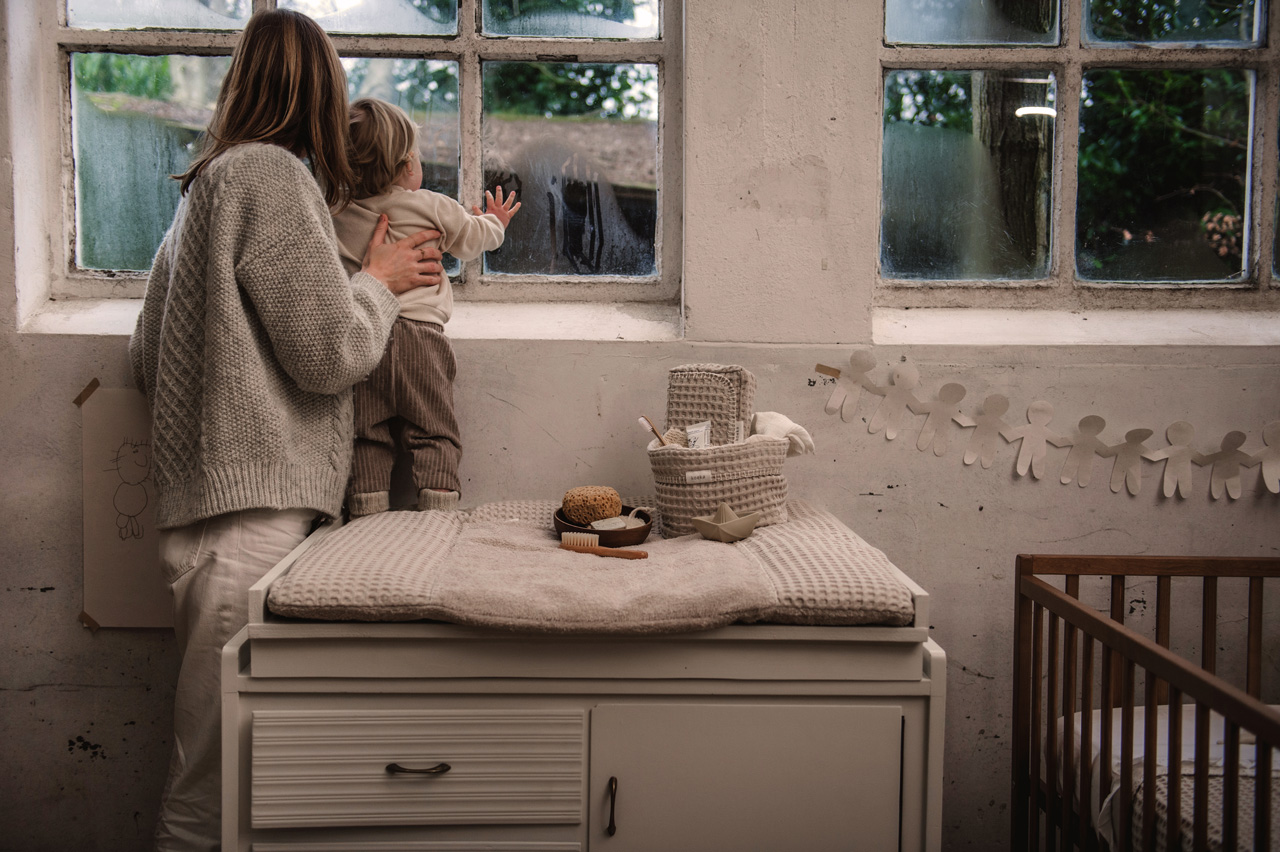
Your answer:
[266,500,916,633]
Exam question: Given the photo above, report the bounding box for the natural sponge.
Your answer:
[561,486,622,526]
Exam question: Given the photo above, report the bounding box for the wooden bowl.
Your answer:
[553,505,652,548]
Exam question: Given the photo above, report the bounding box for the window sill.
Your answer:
[872,308,1280,347]
[20,298,682,342]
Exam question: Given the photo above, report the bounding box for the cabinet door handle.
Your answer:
[607,775,618,836]
[385,762,452,775]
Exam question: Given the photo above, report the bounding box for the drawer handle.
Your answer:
[607,776,618,836]
[385,762,452,775]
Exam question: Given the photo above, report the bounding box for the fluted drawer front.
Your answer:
[250,709,585,829]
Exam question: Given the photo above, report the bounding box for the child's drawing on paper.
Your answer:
[80,387,168,628]
[108,438,151,539]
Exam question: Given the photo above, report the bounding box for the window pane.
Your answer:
[344,58,461,274]
[68,0,249,30]
[1077,69,1250,282]
[281,0,457,36]
[72,53,228,271]
[343,58,460,199]
[881,70,1056,280]
[1085,0,1262,45]
[482,0,659,38]
[885,0,1057,45]
[482,62,658,276]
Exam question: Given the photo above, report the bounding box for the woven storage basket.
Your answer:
[664,364,756,447]
[648,435,789,538]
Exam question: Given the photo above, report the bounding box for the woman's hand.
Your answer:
[361,214,444,295]
[473,186,521,229]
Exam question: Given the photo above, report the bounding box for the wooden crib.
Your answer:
[1012,555,1280,852]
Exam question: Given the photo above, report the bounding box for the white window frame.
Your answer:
[37,0,682,307]
[877,0,1280,313]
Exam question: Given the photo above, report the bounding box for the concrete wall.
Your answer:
[3,2,1278,851]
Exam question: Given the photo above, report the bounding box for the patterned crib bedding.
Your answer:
[1131,773,1280,852]
[1059,706,1280,852]
[266,499,917,633]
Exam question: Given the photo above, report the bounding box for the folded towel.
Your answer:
[751,411,815,457]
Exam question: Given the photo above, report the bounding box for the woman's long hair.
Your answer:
[177,9,354,208]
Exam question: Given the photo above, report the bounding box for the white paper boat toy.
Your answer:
[690,502,761,543]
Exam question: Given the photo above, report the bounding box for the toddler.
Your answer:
[333,97,520,515]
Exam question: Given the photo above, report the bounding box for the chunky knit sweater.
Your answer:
[129,143,401,529]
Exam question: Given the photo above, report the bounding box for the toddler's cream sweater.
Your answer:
[332,185,505,326]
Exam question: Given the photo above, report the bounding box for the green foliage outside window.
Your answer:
[1077,68,1248,271]
[484,62,656,119]
[73,53,173,101]
[1087,0,1258,42]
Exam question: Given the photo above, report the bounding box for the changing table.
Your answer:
[221,501,945,851]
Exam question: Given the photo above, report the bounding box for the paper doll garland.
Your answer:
[823,348,876,423]
[814,357,1278,502]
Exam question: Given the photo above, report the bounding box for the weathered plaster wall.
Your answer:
[2,1,1278,851]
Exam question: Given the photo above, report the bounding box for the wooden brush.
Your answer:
[560,532,648,559]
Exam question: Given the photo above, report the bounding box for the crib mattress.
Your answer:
[265,499,917,633]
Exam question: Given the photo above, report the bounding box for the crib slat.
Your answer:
[1078,636,1095,848]
[1048,612,1061,852]
[1167,691,1183,851]
[1111,575,1126,701]
[1120,659,1136,850]
[1223,721,1241,852]
[1256,739,1272,852]
[1247,577,1263,699]
[1202,577,1217,676]
[1194,702,1210,852]
[1062,581,1079,851]
[1100,633,1116,842]
[1142,677,1159,852]
[1031,603,1044,852]
[1155,576,1171,706]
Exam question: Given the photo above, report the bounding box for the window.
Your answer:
[51,0,681,305]
[878,0,1280,311]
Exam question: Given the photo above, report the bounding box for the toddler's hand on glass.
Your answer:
[474,186,521,229]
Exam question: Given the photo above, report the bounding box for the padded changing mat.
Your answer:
[266,499,916,633]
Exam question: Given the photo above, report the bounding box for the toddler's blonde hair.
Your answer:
[347,97,419,199]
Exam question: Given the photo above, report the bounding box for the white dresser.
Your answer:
[222,537,945,852]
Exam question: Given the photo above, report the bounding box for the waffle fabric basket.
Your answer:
[648,435,790,538]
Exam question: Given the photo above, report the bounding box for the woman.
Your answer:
[128,10,441,850]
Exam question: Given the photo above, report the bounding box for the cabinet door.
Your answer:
[589,703,902,852]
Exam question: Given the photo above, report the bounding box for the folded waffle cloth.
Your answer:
[751,411,816,457]
[266,499,915,633]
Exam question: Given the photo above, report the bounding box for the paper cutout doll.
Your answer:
[910,382,969,457]
[1101,428,1154,496]
[1002,400,1068,479]
[1058,415,1109,487]
[865,362,921,440]
[824,349,876,423]
[1196,431,1259,500]
[107,437,151,540]
[1254,421,1280,495]
[962,394,1012,469]
[1143,421,1204,499]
